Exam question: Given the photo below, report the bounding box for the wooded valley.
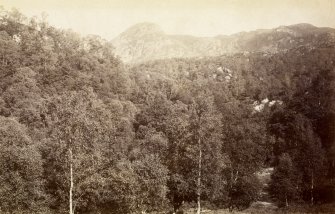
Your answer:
[0,7,335,214]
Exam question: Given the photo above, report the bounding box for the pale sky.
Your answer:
[1,0,335,40]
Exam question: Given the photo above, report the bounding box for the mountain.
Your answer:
[112,23,335,63]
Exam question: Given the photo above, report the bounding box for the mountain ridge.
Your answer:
[112,23,335,63]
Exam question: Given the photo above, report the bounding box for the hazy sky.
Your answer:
[2,0,335,39]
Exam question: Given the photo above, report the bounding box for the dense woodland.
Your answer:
[0,8,335,214]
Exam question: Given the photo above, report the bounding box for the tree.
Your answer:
[269,110,326,204]
[0,116,46,212]
[187,86,223,214]
[165,101,193,212]
[132,154,169,213]
[0,30,21,67]
[2,67,45,130]
[216,87,268,210]
[42,88,141,213]
[270,153,299,207]
[228,174,262,210]
[43,89,116,213]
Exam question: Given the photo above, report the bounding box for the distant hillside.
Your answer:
[112,23,335,63]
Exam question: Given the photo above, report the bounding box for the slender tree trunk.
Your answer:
[285,194,288,207]
[311,171,314,205]
[69,148,74,214]
[331,160,334,184]
[197,137,202,214]
[230,170,233,188]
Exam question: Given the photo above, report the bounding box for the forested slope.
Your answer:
[0,8,334,214]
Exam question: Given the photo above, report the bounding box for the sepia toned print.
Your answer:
[0,0,334,213]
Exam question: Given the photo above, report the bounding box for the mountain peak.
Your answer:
[119,22,164,38]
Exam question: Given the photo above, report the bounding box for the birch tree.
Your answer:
[43,89,117,213]
[188,88,222,214]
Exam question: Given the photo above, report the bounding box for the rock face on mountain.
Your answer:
[112,22,335,63]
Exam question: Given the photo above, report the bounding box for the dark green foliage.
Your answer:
[0,116,47,212]
[0,6,334,213]
[269,153,300,207]
[229,175,262,210]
